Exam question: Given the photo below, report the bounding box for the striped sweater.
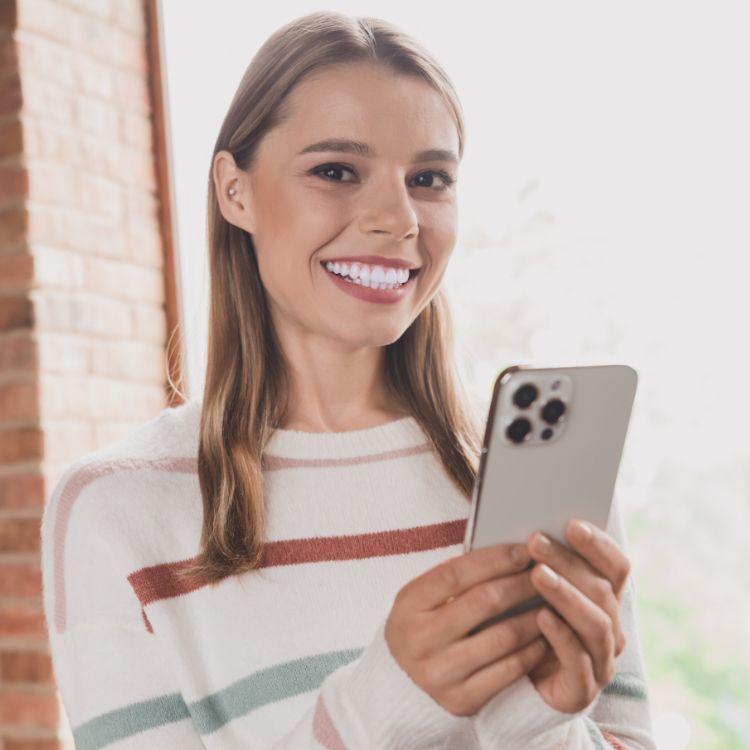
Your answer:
[40,398,656,749]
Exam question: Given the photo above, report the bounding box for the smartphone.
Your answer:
[463,364,638,636]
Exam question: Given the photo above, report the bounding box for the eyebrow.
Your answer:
[298,138,459,164]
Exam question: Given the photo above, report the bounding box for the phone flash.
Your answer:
[551,379,562,390]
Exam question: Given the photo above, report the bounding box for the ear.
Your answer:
[213,150,256,233]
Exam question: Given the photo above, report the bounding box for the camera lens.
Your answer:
[506,417,532,444]
[541,427,554,440]
[541,398,566,425]
[513,383,539,409]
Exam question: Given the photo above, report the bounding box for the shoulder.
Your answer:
[41,399,203,632]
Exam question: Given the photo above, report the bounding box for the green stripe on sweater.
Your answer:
[603,671,648,699]
[73,692,191,750]
[71,647,363,748]
[188,647,363,733]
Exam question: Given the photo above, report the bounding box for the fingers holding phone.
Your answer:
[384,542,550,717]
[523,519,632,713]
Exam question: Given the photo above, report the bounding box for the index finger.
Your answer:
[564,519,631,599]
[400,542,532,612]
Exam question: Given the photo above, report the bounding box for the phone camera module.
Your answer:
[506,417,532,444]
[512,383,539,409]
[541,398,566,425]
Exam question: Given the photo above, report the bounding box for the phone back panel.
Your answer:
[463,364,637,552]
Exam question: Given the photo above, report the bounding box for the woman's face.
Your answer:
[222,62,460,350]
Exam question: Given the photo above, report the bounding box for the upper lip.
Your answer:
[321,255,420,271]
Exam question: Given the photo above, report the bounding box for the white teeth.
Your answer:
[324,260,412,290]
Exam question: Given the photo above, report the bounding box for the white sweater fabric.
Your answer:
[41,398,656,749]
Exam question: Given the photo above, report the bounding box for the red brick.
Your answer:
[0,207,27,245]
[0,473,45,510]
[0,688,60,728]
[0,253,34,288]
[0,1,18,33]
[0,427,43,463]
[0,296,33,332]
[1,649,53,682]
[0,381,39,420]
[0,336,38,373]
[0,118,23,159]
[0,563,42,598]
[5,737,63,750]
[0,516,41,554]
[0,34,18,71]
[0,604,47,639]
[0,72,22,117]
[0,165,28,204]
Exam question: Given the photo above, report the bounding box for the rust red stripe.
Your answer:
[128,519,467,616]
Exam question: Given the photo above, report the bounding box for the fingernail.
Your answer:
[534,533,551,551]
[510,544,530,566]
[571,520,592,540]
[538,564,559,587]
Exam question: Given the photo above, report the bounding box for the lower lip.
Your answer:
[322,265,418,304]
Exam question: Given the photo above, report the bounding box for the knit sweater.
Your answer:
[41,398,656,750]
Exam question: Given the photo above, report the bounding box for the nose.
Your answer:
[357,177,419,240]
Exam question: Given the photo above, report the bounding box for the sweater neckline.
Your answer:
[264,414,428,459]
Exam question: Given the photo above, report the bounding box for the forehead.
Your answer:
[267,63,459,159]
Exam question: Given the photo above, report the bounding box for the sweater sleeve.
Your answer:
[41,460,209,749]
[46,620,209,749]
[266,619,476,749]
[470,492,658,749]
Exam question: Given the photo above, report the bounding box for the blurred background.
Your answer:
[0,1,747,748]
[163,2,750,748]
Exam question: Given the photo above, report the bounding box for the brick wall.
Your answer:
[0,1,179,746]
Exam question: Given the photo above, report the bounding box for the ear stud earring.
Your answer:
[228,186,237,196]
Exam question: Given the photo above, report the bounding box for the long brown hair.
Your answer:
[176,10,483,586]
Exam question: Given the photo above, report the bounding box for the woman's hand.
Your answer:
[524,519,631,713]
[385,542,550,716]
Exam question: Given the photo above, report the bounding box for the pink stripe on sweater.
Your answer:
[51,443,434,633]
[602,731,629,750]
[312,694,348,750]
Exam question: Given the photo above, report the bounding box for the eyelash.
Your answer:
[309,163,456,191]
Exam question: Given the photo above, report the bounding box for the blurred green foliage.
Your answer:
[637,589,750,749]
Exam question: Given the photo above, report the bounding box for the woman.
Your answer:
[41,11,656,749]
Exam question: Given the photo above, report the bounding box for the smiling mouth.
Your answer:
[320,261,422,282]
